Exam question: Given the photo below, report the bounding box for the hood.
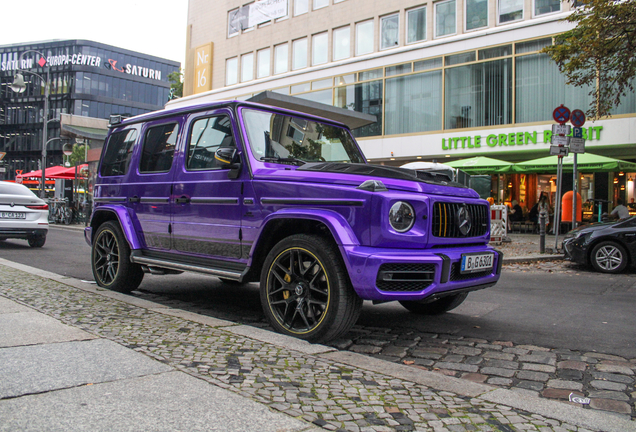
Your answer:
[569,216,634,234]
[252,162,480,198]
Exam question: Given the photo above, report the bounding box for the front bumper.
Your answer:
[342,245,503,301]
[562,237,588,265]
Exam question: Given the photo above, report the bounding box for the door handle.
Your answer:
[129,196,140,203]
[175,195,191,204]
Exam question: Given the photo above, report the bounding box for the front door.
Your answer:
[171,110,244,261]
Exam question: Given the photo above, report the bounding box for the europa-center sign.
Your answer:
[1,52,164,81]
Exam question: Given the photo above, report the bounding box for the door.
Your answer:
[171,110,244,261]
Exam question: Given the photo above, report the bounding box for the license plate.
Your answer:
[461,252,494,274]
[0,212,26,219]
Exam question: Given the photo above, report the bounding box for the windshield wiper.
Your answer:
[260,156,306,166]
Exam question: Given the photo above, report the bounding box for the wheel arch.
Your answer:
[243,209,359,282]
[90,206,143,250]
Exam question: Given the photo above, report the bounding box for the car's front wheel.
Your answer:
[260,234,362,343]
[590,241,628,273]
[399,293,468,315]
[91,221,144,293]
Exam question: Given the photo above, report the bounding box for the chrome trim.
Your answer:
[190,198,239,204]
[93,197,127,203]
[261,198,364,206]
[140,197,170,203]
[130,256,242,280]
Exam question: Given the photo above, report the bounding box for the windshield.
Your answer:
[242,108,365,164]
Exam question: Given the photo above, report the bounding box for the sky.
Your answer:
[0,0,189,68]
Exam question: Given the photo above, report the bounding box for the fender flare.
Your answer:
[91,205,143,250]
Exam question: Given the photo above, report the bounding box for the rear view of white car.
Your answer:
[0,182,48,247]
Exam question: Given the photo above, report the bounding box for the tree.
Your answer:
[542,0,636,119]
[68,143,87,167]
[168,70,183,99]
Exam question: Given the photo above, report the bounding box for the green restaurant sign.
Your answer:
[441,126,604,151]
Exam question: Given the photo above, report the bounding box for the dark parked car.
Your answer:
[563,216,636,273]
[86,100,502,342]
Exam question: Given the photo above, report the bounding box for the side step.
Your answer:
[130,253,245,281]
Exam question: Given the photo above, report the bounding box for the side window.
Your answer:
[139,123,179,173]
[187,115,235,171]
[100,129,138,177]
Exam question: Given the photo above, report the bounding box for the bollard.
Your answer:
[539,211,546,254]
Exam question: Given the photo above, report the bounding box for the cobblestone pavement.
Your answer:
[0,263,624,432]
[329,260,636,421]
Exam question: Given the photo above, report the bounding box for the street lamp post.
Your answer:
[9,49,54,199]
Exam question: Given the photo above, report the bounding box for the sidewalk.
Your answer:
[1,259,633,431]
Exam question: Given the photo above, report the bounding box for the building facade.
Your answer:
[176,0,635,214]
[0,39,180,180]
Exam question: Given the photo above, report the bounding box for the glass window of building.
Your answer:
[294,0,308,16]
[534,0,560,16]
[292,38,308,70]
[435,0,456,38]
[312,32,328,65]
[226,57,238,85]
[466,0,488,31]
[385,70,442,134]
[241,52,254,82]
[499,0,523,23]
[356,20,374,56]
[333,26,351,60]
[380,14,399,50]
[445,57,512,129]
[335,80,382,137]
[407,6,426,44]
[334,0,346,3]
[274,43,289,74]
[257,48,271,78]
[228,8,242,37]
[314,0,328,9]
[515,53,593,123]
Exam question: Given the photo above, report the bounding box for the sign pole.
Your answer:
[572,153,578,230]
[569,109,587,231]
[554,156,563,251]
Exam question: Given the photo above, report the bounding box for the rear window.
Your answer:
[139,123,179,173]
[100,129,138,177]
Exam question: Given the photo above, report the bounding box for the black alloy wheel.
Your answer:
[260,234,362,343]
[91,221,144,293]
[590,241,628,274]
[399,292,468,315]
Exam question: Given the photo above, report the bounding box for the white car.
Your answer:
[0,182,49,247]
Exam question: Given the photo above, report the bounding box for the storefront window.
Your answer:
[445,58,512,129]
[466,0,488,30]
[407,7,426,44]
[385,70,442,135]
[335,80,382,137]
[435,0,456,37]
[296,89,333,105]
[515,53,593,123]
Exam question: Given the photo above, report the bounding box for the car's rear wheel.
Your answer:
[260,234,362,343]
[28,235,46,248]
[399,293,468,315]
[590,241,628,274]
[92,221,144,293]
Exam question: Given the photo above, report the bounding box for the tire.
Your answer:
[91,221,144,293]
[63,208,73,225]
[260,234,362,343]
[399,293,468,315]
[28,235,46,248]
[590,241,628,274]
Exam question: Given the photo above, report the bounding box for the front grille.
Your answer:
[376,263,435,292]
[432,202,489,238]
[450,262,493,281]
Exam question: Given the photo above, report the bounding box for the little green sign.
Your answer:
[442,126,603,151]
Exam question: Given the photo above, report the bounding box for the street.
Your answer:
[1,225,635,418]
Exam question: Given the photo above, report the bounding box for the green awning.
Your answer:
[446,156,514,174]
[512,153,636,173]
[61,124,108,141]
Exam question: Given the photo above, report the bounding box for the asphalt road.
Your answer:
[2,226,635,358]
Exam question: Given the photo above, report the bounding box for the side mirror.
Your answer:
[215,147,241,179]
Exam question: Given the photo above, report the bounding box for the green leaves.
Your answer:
[543,0,636,119]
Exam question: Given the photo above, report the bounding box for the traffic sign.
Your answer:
[551,135,570,146]
[550,145,569,156]
[572,127,583,139]
[552,124,571,135]
[570,138,585,153]
[0,152,5,161]
[571,109,586,127]
[553,105,571,124]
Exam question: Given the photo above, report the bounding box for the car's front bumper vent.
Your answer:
[376,263,436,292]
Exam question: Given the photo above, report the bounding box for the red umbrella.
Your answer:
[57,164,88,179]
[16,166,68,180]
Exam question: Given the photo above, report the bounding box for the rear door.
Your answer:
[127,118,183,251]
[171,109,244,260]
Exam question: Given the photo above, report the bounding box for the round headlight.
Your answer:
[389,201,415,233]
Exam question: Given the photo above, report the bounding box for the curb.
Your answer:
[0,257,633,431]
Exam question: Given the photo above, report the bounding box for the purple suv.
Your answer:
[86,101,502,342]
